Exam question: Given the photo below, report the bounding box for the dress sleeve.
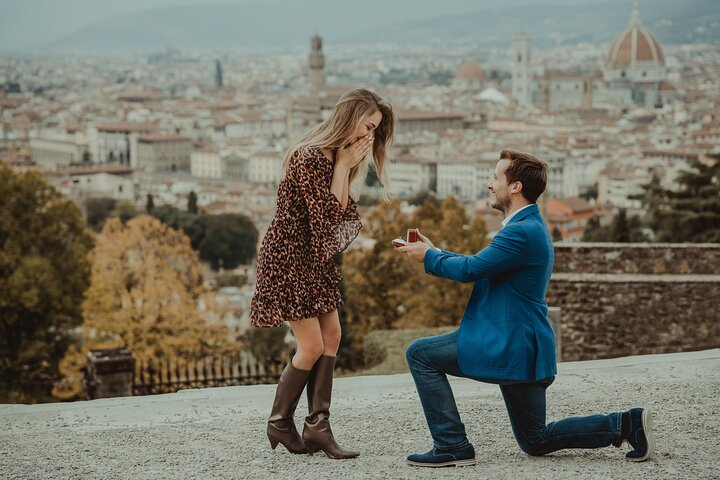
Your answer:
[287,149,362,261]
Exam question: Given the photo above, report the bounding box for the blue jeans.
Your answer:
[406,330,624,454]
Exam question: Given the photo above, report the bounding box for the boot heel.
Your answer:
[269,437,280,450]
[305,441,320,455]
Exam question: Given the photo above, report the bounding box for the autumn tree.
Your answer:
[403,197,488,329]
[343,196,489,364]
[343,199,415,338]
[0,162,94,403]
[54,215,239,399]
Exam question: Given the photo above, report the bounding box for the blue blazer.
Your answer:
[423,203,557,382]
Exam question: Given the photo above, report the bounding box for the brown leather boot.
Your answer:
[302,355,359,459]
[267,360,310,454]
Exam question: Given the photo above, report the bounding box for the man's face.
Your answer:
[488,158,513,214]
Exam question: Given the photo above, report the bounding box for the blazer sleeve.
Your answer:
[423,224,528,283]
[287,149,361,261]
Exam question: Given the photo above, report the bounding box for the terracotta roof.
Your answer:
[455,60,486,81]
[549,197,594,214]
[50,166,135,176]
[397,111,464,121]
[607,4,664,66]
[96,122,157,133]
[137,134,191,143]
[642,149,699,159]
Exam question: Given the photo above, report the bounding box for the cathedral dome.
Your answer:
[607,2,664,67]
[455,60,486,81]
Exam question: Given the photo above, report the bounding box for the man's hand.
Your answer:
[417,231,435,248]
[394,229,436,263]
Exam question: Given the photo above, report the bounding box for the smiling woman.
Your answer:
[249,88,396,459]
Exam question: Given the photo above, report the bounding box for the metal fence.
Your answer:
[133,351,285,396]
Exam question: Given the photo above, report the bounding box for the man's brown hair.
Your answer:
[500,149,548,203]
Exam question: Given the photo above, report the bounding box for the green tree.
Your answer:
[365,165,380,188]
[407,190,441,207]
[611,208,631,242]
[150,207,258,270]
[0,162,95,403]
[582,216,609,242]
[113,201,138,224]
[552,224,563,242]
[196,214,258,270]
[582,210,644,242]
[216,272,247,288]
[188,191,198,214]
[84,197,137,231]
[84,197,117,231]
[641,155,720,242]
[150,205,205,247]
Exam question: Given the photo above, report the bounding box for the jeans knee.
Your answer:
[405,339,424,366]
[518,435,546,457]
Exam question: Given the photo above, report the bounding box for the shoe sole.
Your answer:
[406,458,476,468]
[629,408,655,462]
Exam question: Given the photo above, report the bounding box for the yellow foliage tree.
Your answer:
[403,197,489,328]
[54,215,239,399]
[343,197,489,338]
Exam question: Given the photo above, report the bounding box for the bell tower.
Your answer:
[512,33,532,105]
[308,34,326,95]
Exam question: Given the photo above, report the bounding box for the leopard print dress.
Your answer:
[250,146,362,328]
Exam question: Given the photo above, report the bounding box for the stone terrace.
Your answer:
[2,349,719,480]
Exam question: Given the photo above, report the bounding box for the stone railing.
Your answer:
[548,243,720,361]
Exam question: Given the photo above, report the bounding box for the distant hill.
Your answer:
[46,0,720,53]
[349,0,720,47]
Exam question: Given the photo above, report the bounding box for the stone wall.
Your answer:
[548,244,720,361]
[553,243,720,274]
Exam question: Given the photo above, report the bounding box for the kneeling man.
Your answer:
[394,149,654,467]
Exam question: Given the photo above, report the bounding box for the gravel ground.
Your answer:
[2,349,719,480]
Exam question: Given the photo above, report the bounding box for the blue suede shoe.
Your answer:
[625,408,655,462]
[406,444,476,468]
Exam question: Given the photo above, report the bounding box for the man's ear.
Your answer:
[510,181,523,194]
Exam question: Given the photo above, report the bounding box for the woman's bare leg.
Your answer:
[288,317,324,370]
[317,309,342,357]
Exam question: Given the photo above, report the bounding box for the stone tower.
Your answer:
[215,60,223,88]
[308,34,326,95]
[512,33,532,106]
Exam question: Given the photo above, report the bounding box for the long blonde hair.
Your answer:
[282,88,395,198]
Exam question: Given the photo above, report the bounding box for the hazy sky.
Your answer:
[0,0,610,51]
[0,0,238,49]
